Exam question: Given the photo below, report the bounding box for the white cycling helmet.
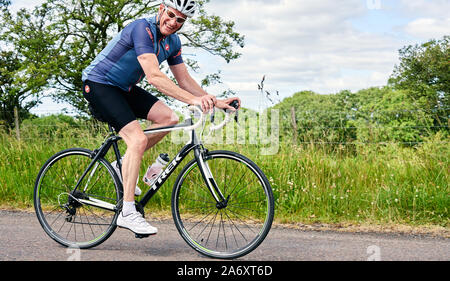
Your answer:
[163,0,197,18]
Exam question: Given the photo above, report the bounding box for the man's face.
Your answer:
[159,4,187,35]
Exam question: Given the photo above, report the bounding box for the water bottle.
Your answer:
[143,153,170,186]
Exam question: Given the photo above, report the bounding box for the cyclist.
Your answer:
[81,0,241,236]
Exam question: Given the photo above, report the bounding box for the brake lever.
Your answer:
[210,107,215,123]
[229,100,239,124]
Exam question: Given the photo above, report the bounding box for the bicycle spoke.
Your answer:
[188,208,217,232]
[34,149,120,248]
[227,168,249,197]
[219,212,227,250]
[227,204,266,215]
[223,206,257,235]
[173,151,273,258]
[223,209,247,242]
[78,210,87,241]
[205,210,219,246]
[196,209,219,243]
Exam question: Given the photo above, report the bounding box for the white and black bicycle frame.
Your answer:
[71,106,230,213]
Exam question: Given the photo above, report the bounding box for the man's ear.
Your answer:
[157,4,165,20]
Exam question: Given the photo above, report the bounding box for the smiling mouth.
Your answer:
[163,22,176,32]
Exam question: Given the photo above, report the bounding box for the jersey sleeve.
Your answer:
[167,48,184,65]
[131,20,156,56]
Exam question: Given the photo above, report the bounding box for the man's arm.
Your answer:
[170,62,241,111]
[170,63,208,97]
[138,53,216,112]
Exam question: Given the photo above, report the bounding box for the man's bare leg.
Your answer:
[118,121,148,203]
[144,100,180,151]
[116,120,157,234]
[115,101,179,235]
[118,101,179,202]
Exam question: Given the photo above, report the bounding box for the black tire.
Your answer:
[34,148,122,249]
[171,150,274,259]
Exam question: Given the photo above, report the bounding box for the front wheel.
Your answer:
[172,150,274,259]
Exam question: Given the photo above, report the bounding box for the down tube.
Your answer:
[138,143,197,207]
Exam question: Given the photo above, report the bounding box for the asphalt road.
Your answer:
[0,210,448,261]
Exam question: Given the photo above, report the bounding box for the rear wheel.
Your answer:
[34,148,122,249]
[172,150,274,259]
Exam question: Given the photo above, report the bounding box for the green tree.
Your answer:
[40,0,244,115]
[0,2,57,127]
[389,36,449,130]
[273,91,349,144]
[272,86,437,145]
[347,87,433,144]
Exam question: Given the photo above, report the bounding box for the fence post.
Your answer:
[290,107,298,145]
[14,106,20,141]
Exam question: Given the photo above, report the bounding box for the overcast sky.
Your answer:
[9,0,450,113]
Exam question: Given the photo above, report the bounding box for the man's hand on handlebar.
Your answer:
[192,95,241,114]
[215,97,241,112]
[187,95,241,129]
[192,95,217,113]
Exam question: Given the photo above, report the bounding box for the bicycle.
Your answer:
[33,101,274,259]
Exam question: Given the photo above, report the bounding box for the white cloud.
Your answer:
[399,0,450,40]
[404,18,450,40]
[9,0,42,12]
[199,0,402,107]
[400,0,450,17]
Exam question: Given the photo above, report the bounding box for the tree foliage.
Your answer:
[273,86,445,145]
[43,0,244,115]
[389,35,449,127]
[0,2,57,126]
[0,0,244,121]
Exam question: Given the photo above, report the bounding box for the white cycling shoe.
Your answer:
[116,211,158,235]
[111,160,142,196]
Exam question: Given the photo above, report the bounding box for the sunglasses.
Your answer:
[164,6,187,24]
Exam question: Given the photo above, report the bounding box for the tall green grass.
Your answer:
[0,121,448,227]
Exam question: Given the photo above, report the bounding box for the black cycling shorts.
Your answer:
[82,80,159,132]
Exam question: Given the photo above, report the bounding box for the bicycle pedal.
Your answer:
[135,233,152,239]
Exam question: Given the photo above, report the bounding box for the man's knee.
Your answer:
[126,133,148,154]
[147,101,179,126]
[158,110,179,126]
[166,111,179,126]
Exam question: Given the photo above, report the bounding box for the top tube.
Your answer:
[107,105,237,140]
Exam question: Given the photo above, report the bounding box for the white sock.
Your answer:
[122,201,136,216]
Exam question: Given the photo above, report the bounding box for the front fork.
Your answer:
[194,146,229,209]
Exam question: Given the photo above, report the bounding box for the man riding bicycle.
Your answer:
[81,0,241,236]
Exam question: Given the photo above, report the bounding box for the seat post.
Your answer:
[108,124,116,134]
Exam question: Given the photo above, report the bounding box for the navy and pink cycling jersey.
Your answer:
[82,16,183,92]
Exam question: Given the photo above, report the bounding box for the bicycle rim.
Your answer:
[172,150,274,259]
[34,148,121,249]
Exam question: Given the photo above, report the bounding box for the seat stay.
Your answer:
[72,135,118,193]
